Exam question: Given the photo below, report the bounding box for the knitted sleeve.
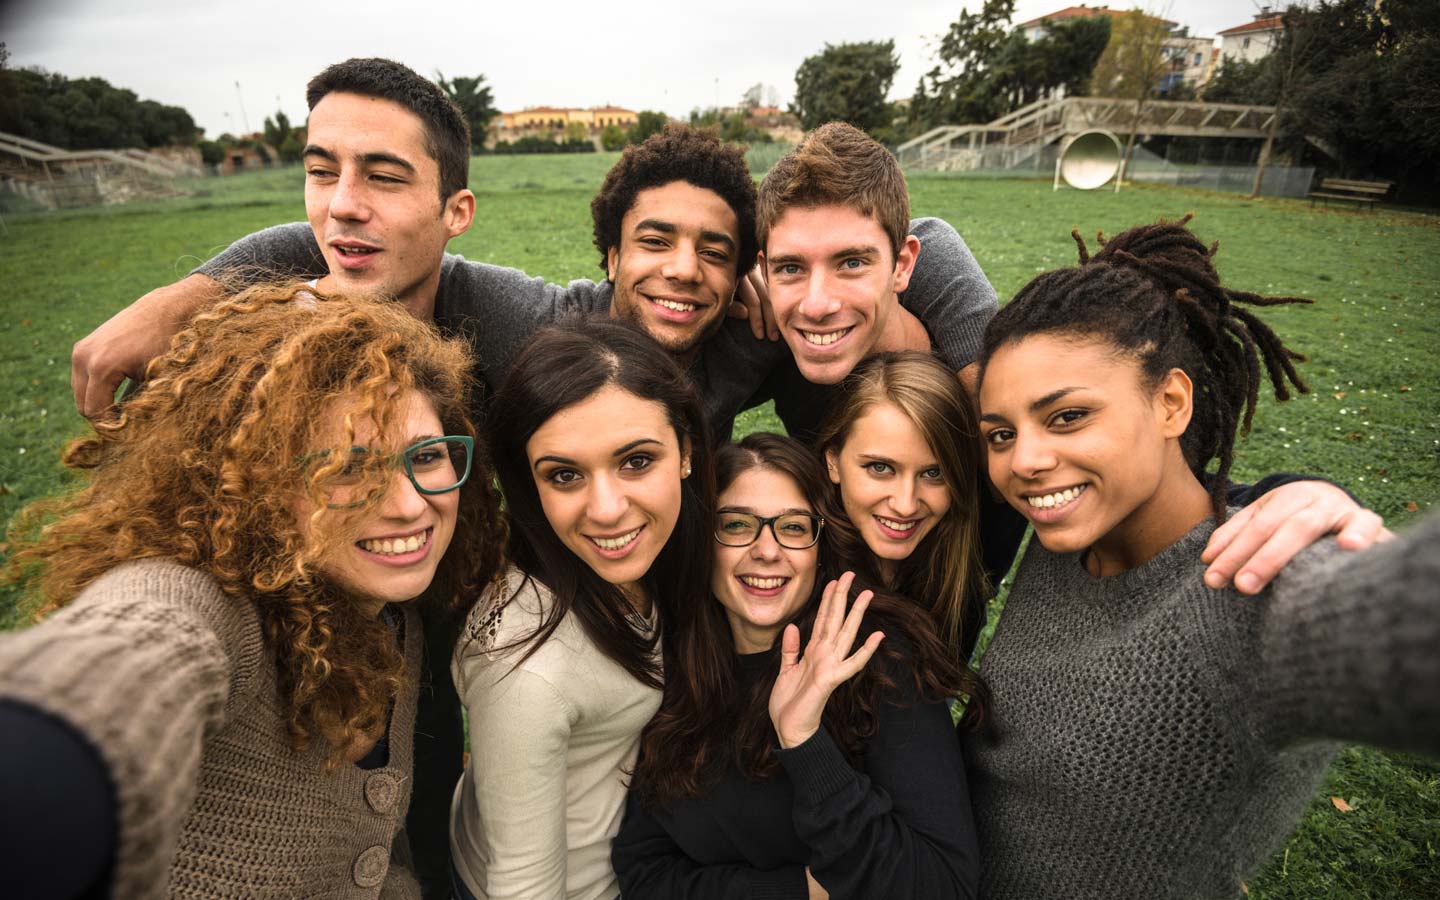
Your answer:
[191,221,327,282]
[454,645,575,899]
[778,688,980,900]
[0,559,262,898]
[1249,512,1440,753]
[899,217,998,371]
[610,791,809,900]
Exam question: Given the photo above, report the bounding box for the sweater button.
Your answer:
[353,845,389,887]
[365,771,401,813]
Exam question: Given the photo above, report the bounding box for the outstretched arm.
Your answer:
[1252,512,1440,753]
[0,561,257,897]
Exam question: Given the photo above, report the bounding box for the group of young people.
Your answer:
[3,57,1436,900]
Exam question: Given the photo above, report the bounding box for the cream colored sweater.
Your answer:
[0,559,422,899]
[450,566,663,900]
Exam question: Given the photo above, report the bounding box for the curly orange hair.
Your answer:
[7,283,507,764]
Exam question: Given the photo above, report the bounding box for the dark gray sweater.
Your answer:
[966,512,1440,900]
[193,218,997,440]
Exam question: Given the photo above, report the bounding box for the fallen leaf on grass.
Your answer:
[1407,502,1420,512]
[1399,385,1411,392]
[1331,796,1353,812]
[1345,432,1365,441]
[1334,392,1347,400]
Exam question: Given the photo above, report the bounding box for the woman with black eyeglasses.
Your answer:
[612,433,983,900]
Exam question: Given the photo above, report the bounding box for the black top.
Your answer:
[611,649,980,899]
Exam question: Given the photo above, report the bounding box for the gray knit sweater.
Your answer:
[967,512,1440,900]
[0,559,422,899]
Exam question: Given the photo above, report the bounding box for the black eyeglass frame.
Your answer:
[713,512,826,550]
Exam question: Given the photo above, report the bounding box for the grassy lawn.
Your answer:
[1,156,1436,897]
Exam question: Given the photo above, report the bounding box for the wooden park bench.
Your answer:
[1308,178,1393,211]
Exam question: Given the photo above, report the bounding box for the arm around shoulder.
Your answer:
[900,217,997,371]
[72,272,225,419]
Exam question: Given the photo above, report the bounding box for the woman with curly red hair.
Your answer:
[0,284,506,899]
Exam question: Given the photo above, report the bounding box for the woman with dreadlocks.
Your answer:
[0,285,507,899]
[969,216,1440,900]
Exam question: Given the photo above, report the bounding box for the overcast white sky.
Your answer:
[2,0,1275,140]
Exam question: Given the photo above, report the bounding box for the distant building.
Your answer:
[1017,5,1176,43]
[1218,10,1284,64]
[490,105,640,147]
[1019,5,1216,96]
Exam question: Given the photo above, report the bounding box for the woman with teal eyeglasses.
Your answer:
[0,283,506,899]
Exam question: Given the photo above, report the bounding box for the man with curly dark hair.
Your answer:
[587,126,759,359]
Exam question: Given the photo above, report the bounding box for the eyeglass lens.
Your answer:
[715,512,819,548]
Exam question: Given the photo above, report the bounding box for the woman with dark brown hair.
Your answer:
[450,318,715,900]
[613,432,981,900]
[0,285,506,899]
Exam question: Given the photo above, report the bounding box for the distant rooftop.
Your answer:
[1218,14,1284,36]
[1018,5,1176,30]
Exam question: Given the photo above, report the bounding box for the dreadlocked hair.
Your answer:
[980,215,1311,520]
[6,283,508,767]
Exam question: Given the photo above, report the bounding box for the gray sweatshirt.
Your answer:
[194,218,997,439]
[967,511,1440,900]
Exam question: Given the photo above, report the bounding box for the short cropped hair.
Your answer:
[757,122,909,260]
[306,57,470,203]
[590,125,758,277]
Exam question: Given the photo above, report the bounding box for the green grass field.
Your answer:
[1,154,1437,897]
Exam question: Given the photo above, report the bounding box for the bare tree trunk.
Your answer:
[1118,96,1144,185]
[1249,99,1281,199]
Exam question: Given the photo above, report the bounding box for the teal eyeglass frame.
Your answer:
[302,435,475,501]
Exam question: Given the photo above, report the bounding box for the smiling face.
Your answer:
[762,204,920,384]
[297,390,459,614]
[979,334,1195,562]
[606,180,741,361]
[526,384,690,591]
[304,91,475,318]
[711,467,820,654]
[827,401,951,567]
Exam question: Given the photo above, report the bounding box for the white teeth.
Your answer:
[739,575,788,589]
[1026,485,1087,510]
[360,531,428,555]
[336,245,376,255]
[801,328,851,346]
[655,298,697,312]
[593,528,642,551]
[877,516,917,531]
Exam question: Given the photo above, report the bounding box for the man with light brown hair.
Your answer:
[757,122,971,387]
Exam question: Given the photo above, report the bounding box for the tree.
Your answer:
[435,72,496,153]
[910,0,1016,127]
[563,120,589,144]
[1089,10,1173,182]
[0,68,197,149]
[600,123,627,151]
[263,110,294,159]
[792,40,900,134]
[628,110,670,144]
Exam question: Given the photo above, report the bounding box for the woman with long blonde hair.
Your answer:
[0,285,506,899]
